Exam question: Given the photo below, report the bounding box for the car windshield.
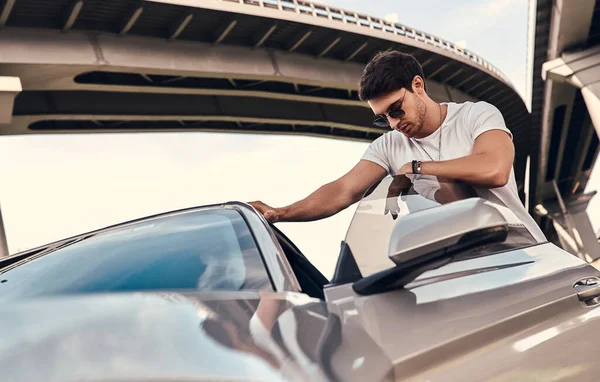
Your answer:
[0,208,272,301]
[345,175,537,277]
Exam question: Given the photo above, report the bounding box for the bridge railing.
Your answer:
[218,0,511,86]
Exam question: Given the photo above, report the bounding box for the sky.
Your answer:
[3,0,595,280]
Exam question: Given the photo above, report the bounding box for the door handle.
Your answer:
[573,277,600,301]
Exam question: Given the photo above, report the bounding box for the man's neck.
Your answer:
[414,101,447,139]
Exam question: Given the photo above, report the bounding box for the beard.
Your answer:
[398,95,428,138]
[413,95,427,137]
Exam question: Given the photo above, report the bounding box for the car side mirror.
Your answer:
[388,198,510,268]
[353,198,510,295]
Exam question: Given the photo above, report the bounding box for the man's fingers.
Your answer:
[263,210,279,223]
[248,201,278,222]
[248,201,263,210]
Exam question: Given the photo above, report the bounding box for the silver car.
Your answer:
[1,176,599,381]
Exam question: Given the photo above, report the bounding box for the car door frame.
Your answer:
[226,201,302,293]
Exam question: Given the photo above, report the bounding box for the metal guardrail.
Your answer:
[217,0,511,86]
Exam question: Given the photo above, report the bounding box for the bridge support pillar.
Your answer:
[0,76,21,125]
[543,46,600,137]
[542,48,600,262]
[544,191,600,262]
[0,76,22,258]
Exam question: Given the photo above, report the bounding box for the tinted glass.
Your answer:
[345,175,537,277]
[0,209,272,301]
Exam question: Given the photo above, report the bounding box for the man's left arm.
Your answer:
[397,129,514,188]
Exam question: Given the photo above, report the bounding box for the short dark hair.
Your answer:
[358,50,426,101]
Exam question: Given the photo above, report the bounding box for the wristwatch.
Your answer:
[411,160,422,174]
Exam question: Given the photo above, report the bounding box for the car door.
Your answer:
[322,176,600,381]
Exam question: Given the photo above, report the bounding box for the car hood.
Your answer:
[0,291,394,382]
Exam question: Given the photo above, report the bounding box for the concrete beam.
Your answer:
[0,28,478,136]
[476,83,500,98]
[345,42,367,61]
[7,113,381,135]
[288,30,312,52]
[0,0,15,28]
[214,20,237,44]
[536,81,577,202]
[63,1,84,32]
[318,36,341,57]
[120,5,144,36]
[445,68,464,83]
[582,84,600,139]
[420,57,435,69]
[0,28,364,90]
[544,191,600,261]
[547,0,596,60]
[253,24,277,48]
[454,72,480,89]
[148,0,512,87]
[467,78,492,93]
[5,77,467,138]
[169,13,193,41]
[426,62,451,79]
[543,46,600,138]
[0,75,21,258]
[0,204,7,258]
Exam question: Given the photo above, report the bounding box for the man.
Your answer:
[250,50,546,243]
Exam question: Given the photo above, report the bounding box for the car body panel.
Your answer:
[0,291,394,382]
[325,242,600,380]
[403,298,600,381]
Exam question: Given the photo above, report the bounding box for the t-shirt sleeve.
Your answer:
[468,101,513,142]
[361,134,392,174]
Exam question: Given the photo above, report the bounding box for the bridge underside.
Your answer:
[0,0,532,256]
[0,28,483,143]
[0,0,531,183]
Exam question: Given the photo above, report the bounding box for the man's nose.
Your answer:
[388,116,401,129]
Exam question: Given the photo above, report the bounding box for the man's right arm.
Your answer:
[249,160,387,223]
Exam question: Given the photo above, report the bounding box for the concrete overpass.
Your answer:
[0,0,530,257]
[530,0,600,261]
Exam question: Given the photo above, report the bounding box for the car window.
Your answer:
[0,209,272,301]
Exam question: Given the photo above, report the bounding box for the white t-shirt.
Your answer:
[361,101,547,243]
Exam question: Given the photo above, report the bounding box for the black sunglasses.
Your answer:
[373,91,407,128]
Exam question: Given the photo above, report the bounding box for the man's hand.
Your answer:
[384,197,400,219]
[248,201,282,223]
[384,175,412,219]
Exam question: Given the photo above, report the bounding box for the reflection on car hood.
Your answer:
[0,291,393,382]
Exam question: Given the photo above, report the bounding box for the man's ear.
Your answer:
[412,75,426,95]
